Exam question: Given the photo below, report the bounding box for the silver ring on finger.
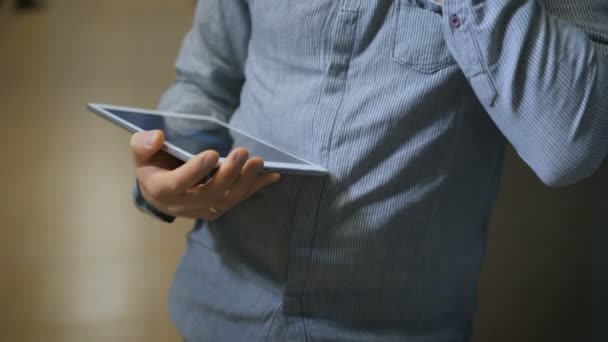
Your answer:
[208,205,224,214]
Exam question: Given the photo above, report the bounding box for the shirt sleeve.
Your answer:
[542,1,608,168]
[158,0,250,124]
[442,0,608,187]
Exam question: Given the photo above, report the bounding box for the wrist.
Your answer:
[133,181,176,223]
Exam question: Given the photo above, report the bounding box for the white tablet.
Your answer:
[88,103,328,176]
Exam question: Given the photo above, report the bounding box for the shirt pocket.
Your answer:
[391,0,456,74]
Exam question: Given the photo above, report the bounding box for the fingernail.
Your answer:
[144,131,157,148]
[232,151,247,167]
[200,154,210,167]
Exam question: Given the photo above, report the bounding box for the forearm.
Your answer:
[442,0,608,186]
[542,0,608,55]
[542,0,608,168]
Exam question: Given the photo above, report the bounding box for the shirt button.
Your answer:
[450,14,461,28]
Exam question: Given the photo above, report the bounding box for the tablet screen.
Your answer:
[103,107,308,165]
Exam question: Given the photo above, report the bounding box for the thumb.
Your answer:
[130,130,164,166]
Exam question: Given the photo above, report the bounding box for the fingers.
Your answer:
[247,172,281,197]
[198,148,249,200]
[186,158,280,219]
[180,169,280,221]
[138,148,249,213]
[220,157,265,202]
[131,141,282,221]
[130,130,164,166]
[166,150,220,193]
[223,158,281,202]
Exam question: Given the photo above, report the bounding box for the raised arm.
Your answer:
[442,0,608,186]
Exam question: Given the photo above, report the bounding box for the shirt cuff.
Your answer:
[133,181,176,223]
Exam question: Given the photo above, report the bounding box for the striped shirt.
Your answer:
[157,1,608,341]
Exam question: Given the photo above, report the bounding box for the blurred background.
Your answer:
[0,1,603,341]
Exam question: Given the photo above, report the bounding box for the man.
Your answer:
[129,0,608,341]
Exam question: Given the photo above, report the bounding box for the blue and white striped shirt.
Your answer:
[158,1,608,340]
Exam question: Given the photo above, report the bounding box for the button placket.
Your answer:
[282,0,361,324]
[443,1,498,106]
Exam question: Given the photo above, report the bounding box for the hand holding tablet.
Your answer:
[130,129,279,220]
[89,103,328,220]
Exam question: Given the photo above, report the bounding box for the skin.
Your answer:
[130,130,280,221]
